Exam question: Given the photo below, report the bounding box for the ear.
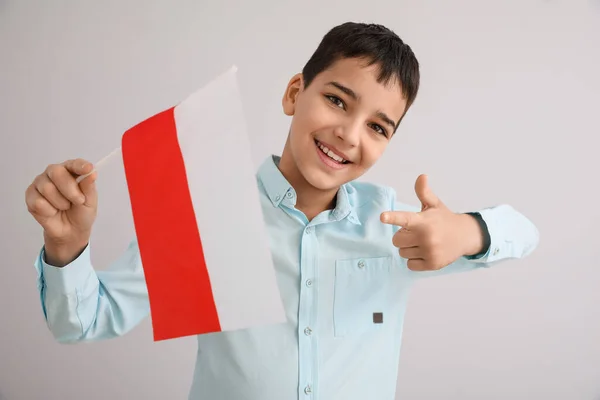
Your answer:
[282,73,304,116]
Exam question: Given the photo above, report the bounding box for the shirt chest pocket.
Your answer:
[333,256,394,338]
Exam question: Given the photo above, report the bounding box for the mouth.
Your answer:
[314,139,352,169]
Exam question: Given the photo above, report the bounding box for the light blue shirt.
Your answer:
[33,155,539,400]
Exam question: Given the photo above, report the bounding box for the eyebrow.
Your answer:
[326,81,398,132]
[328,81,359,100]
[376,111,398,132]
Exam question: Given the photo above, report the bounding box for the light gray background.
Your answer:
[1,1,599,399]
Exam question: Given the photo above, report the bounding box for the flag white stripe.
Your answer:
[174,67,285,331]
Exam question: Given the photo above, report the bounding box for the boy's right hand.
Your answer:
[25,159,98,266]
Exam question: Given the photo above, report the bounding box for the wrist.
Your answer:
[457,213,485,257]
[43,234,90,267]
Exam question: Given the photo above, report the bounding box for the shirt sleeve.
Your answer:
[33,238,150,343]
[391,189,540,279]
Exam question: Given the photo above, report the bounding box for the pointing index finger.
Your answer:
[380,211,417,228]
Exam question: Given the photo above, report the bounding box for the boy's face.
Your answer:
[281,57,408,191]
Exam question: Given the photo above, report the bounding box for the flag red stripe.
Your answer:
[121,107,221,341]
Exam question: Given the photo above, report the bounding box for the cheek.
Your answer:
[359,139,387,168]
[293,99,337,136]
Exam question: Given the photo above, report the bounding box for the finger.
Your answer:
[34,174,72,211]
[26,183,58,218]
[77,171,98,207]
[414,174,441,210]
[392,229,420,248]
[406,259,428,271]
[62,158,98,206]
[46,163,85,205]
[399,246,422,260]
[380,211,418,228]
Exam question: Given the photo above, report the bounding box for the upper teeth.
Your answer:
[317,142,346,163]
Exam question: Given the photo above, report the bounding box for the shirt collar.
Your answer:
[257,155,361,225]
[257,155,296,207]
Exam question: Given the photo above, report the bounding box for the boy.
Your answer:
[25,22,539,399]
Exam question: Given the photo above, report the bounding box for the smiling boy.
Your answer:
[26,22,539,399]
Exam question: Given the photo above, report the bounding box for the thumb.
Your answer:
[414,174,441,210]
[62,158,98,207]
[78,170,98,208]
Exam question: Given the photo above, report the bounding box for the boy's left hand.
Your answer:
[380,175,484,271]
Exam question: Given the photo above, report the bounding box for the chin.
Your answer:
[300,162,355,191]
[306,174,341,191]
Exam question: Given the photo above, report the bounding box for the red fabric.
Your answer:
[122,107,221,341]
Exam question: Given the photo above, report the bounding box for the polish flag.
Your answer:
[114,67,285,341]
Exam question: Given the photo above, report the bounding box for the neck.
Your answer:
[278,147,338,221]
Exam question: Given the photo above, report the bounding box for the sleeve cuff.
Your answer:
[466,207,504,264]
[39,243,95,294]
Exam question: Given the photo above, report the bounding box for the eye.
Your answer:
[325,95,346,110]
[369,123,387,137]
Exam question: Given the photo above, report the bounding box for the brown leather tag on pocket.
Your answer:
[373,312,383,324]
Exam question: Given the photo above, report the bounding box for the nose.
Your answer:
[333,120,361,147]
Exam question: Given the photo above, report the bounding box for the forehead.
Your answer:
[312,57,407,119]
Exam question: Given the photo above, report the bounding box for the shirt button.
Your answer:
[305,227,313,235]
[305,279,313,287]
[286,191,293,198]
[358,259,365,268]
[304,385,312,395]
[275,195,281,201]
[493,247,499,256]
[304,327,312,336]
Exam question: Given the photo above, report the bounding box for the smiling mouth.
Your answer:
[315,140,350,164]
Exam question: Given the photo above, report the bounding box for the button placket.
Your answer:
[298,222,317,398]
